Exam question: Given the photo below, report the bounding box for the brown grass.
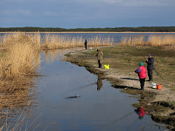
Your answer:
[0,33,39,129]
[41,35,113,50]
[0,33,41,50]
[120,36,145,46]
[0,33,40,79]
[120,35,175,48]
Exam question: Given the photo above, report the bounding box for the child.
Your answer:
[135,62,147,90]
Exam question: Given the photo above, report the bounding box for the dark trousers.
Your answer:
[147,69,153,81]
[84,43,87,50]
[139,78,145,90]
[98,60,102,68]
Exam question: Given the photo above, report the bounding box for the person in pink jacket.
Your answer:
[135,62,147,90]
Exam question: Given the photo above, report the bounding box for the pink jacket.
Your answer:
[135,66,147,79]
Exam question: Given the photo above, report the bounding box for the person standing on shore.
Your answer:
[96,49,103,68]
[146,54,154,81]
[84,39,88,50]
[135,62,147,90]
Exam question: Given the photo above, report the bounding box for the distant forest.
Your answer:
[1,26,175,32]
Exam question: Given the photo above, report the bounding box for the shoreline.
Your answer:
[65,46,175,130]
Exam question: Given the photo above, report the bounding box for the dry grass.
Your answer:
[148,35,175,46]
[0,33,40,79]
[42,35,113,50]
[120,35,175,48]
[0,33,41,50]
[120,36,145,46]
[0,33,39,130]
[0,77,35,130]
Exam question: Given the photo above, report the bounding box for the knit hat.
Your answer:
[138,62,144,66]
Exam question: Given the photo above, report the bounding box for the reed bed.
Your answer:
[42,35,113,50]
[0,33,40,79]
[0,33,39,130]
[0,77,34,130]
[120,35,175,48]
[148,35,175,46]
[0,33,41,50]
[120,36,145,46]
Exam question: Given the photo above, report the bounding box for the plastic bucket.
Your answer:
[156,84,162,90]
[151,82,157,89]
[104,64,110,69]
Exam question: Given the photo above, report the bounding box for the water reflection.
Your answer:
[43,48,82,63]
[97,75,103,91]
[135,106,147,119]
[44,49,63,63]
[0,78,37,130]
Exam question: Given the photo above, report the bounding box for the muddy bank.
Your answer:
[65,47,175,130]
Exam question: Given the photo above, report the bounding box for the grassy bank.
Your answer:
[65,45,175,130]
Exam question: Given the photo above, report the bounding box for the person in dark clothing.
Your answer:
[84,39,88,50]
[146,54,154,81]
[96,49,103,68]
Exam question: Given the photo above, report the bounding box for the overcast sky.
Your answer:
[0,0,175,28]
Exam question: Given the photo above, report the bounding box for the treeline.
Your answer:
[1,26,175,32]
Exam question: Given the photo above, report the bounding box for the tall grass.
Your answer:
[0,33,40,79]
[120,35,175,48]
[148,35,175,46]
[0,33,39,130]
[42,35,113,50]
[120,36,145,46]
[0,33,41,50]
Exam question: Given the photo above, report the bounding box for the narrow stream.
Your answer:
[4,49,168,131]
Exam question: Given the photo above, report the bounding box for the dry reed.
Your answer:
[148,35,175,46]
[0,33,40,79]
[120,36,145,46]
[120,35,175,48]
[0,33,41,50]
[42,35,113,50]
[0,33,40,130]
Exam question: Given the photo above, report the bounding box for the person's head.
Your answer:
[97,49,101,52]
[148,54,152,58]
[138,62,144,66]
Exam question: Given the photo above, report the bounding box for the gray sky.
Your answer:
[0,0,175,28]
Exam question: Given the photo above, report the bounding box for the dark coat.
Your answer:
[146,57,154,70]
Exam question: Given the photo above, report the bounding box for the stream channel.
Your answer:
[4,49,168,131]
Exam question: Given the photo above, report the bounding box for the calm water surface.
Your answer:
[6,49,166,131]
